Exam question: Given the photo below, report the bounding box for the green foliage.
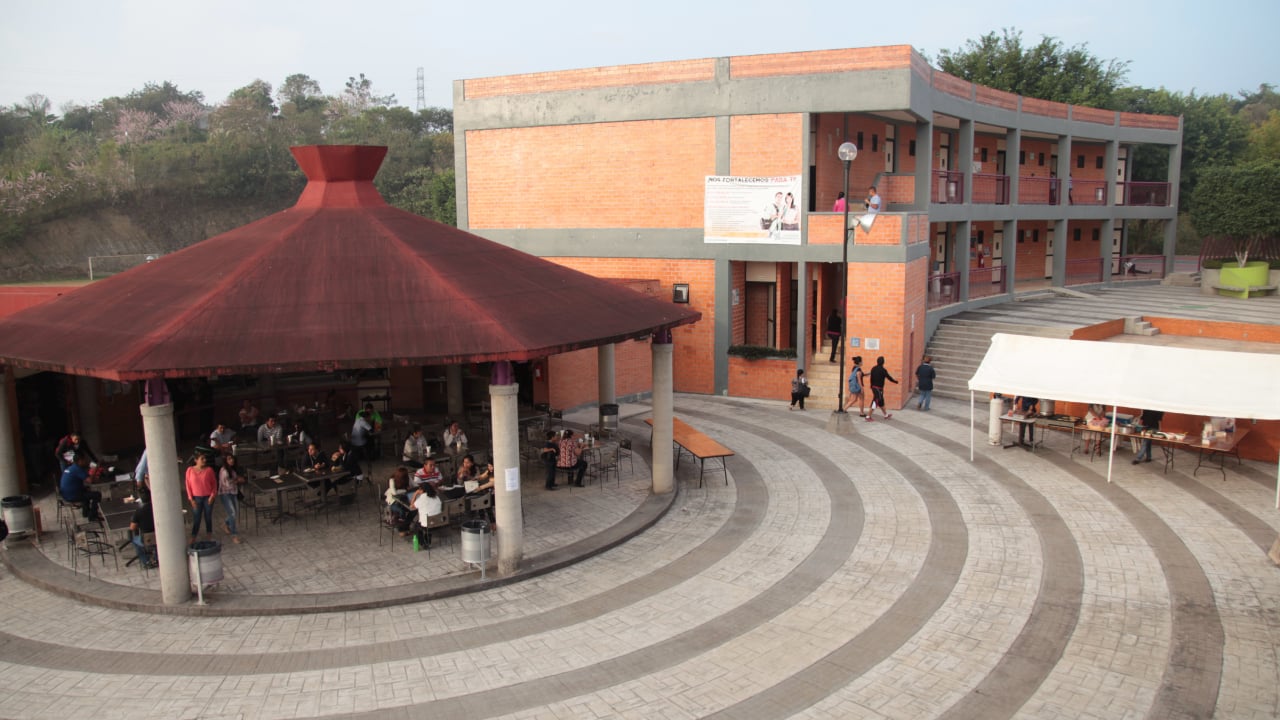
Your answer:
[933,29,1129,109]
[1190,161,1280,265]
[1247,110,1280,161]
[727,345,797,361]
[386,167,456,226]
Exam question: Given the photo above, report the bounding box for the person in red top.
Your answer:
[184,453,218,543]
[557,429,588,487]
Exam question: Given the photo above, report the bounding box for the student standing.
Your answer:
[914,356,936,411]
[789,369,809,411]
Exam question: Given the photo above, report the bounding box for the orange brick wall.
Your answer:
[545,258,716,396]
[547,337,654,410]
[1065,221,1104,261]
[1147,317,1280,344]
[1014,222,1050,279]
[813,113,890,211]
[728,356,794,400]
[1070,319,1126,341]
[897,123,918,175]
[1073,106,1115,126]
[1018,139,1056,177]
[846,254,928,410]
[1069,143,1108,183]
[466,119,715,230]
[463,59,716,99]
[730,114,803,176]
[730,46,914,78]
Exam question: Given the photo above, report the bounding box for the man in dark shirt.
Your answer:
[542,431,560,490]
[59,454,101,520]
[1133,409,1165,463]
[1014,396,1039,448]
[326,442,363,495]
[55,432,96,472]
[129,491,157,568]
[866,356,899,422]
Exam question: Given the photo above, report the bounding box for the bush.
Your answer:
[727,345,797,360]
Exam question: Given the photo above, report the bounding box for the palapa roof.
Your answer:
[0,145,701,380]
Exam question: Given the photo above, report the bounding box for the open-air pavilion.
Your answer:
[0,145,701,604]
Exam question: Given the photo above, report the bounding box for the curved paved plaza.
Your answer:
[1,394,1277,719]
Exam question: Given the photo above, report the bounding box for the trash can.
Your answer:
[1,495,34,536]
[187,540,224,588]
[460,520,491,578]
[599,403,619,435]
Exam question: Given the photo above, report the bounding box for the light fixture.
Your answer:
[672,283,690,304]
[836,142,857,414]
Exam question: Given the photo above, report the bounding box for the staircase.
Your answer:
[1162,271,1201,288]
[801,339,845,410]
[924,317,1073,400]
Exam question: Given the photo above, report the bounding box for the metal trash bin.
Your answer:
[599,403,619,436]
[187,540,224,589]
[1,495,34,536]
[460,520,491,578]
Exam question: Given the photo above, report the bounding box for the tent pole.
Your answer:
[1274,455,1278,510]
[969,391,974,462]
[1107,404,1119,484]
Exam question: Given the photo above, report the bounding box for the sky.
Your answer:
[1,0,1277,115]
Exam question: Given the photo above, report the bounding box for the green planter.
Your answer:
[1216,261,1272,298]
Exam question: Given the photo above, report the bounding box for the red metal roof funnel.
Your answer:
[290,145,388,209]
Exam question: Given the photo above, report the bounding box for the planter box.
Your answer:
[1199,267,1219,296]
[1215,261,1274,298]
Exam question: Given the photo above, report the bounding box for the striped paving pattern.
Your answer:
[0,394,1277,719]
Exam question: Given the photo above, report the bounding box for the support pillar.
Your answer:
[914,120,934,209]
[651,332,674,495]
[488,362,522,576]
[140,384,190,605]
[0,367,19,499]
[74,376,103,454]
[597,344,616,407]
[445,365,464,420]
[955,220,972,302]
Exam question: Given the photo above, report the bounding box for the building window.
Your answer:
[1073,228,1082,241]
[909,140,916,156]
[872,134,878,152]
[1077,154,1085,168]
[856,131,864,148]
[1038,154,1045,166]
[1018,230,1025,243]
[1096,156,1104,169]
[1092,228,1101,241]
[980,148,988,162]
[1032,229,1040,242]
[1019,150,1026,165]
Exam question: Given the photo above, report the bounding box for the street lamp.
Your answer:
[835,142,857,414]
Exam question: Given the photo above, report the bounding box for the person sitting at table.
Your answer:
[327,442,363,495]
[303,442,327,471]
[287,421,312,449]
[238,400,260,433]
[129,487,157,569]
[455,454,477,485]
[59,453,102,520]
[407,483,442,543]
[385,466,413,526]
[209,422,236,452]
[55,431,96,472]
[412,458,442,488]
[541,430,560,491]
[1083,404,1107,456]
[443,421,468,450]
[402,426,429,468]
[472,461,495,492]
[1132,409,1165,464]
[257,416,283,445]
[217,454,245,544]
[1012,396,1039,449]
[557,429,588,488]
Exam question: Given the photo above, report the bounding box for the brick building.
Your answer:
[454,45,1182,410]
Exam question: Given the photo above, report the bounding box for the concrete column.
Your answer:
[1052,219,1068,286]
[958,120,975,204]
[1002,220,1019,294]
[914,120,933,208]
[488,362,522,576]
[1101,218,1116,282]
[141,400,191,605]
[955,220,972,302]
[1056,135,1074,209]
[0,367,19,499]
[1165,133,1183,267]
[1005,128,1021,204]
[74,376,103,453]
[651,333,674,495]
[445,365,464,420]
[596,344,616,407]
[795,260,807,366]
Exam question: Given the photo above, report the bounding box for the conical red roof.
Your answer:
[0,146,700,380]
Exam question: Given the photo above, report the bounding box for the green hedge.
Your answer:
[727,345,797,361]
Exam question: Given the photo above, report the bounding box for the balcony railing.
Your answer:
[1065,257,1103,286]
[932,170,963,204]
[1113,254,1167,280]
[927,271,961,309]
[1018,176,1061,205]
[1069,179,1108,206]
[1119,182,1170,206]
[971,173,1010,205]
[967,266,1006,300]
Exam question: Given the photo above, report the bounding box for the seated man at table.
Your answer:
[541,431,560,491]
[1132,409,1164,464]
[257,416,283,445]
[287,421,312,449]
[443,421,468,450]
[60,453,102,520]
[209,422,236,452]
[238,400,259,433]
[412,458,442,488]
[303,442,327,471]
[1012,396,1039,448]
[327,442,363,496]
[408,484,442,543]
[402,426,429,468]
[557,429,588,488]
[129,488,157,568]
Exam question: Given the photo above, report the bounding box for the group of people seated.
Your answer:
[400,421,469,468]
[385,451,495,547]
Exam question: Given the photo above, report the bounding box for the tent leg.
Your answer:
[969,391,974,462]
[1106,405,1118,484]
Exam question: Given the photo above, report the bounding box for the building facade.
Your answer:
[454,45,1182,410]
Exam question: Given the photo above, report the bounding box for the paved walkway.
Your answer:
[1,395,1277,719]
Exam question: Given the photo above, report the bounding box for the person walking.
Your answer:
[866,356,898,421]
[217,454,245,544]
[825,308,842,363]
[914,356,936,411]
[789,369,809,411]
[843,356,866,415]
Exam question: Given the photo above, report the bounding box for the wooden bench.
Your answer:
[645,416,735,487]
[1213,284,1278,299]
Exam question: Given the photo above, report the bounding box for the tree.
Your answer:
[1235,83,1280,126]
[331,73,395,117]
[1190,161,1280,266]
[933,29,1129,109]
[1247,110,1280,161]
[277,73,326,115]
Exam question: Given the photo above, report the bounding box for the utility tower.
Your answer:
[416,67,425,111]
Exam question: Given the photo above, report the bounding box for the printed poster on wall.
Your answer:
[704,175,803,245]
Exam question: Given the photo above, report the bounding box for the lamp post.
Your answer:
[835,142,857,414]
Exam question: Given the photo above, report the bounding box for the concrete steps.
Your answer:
[801,348,844,410]
[925,317,1073,400]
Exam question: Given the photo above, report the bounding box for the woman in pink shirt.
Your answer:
[185,453,218,543]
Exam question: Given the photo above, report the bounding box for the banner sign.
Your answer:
[704,175,802,245]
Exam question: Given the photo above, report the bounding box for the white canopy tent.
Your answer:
[967,333,1280,505]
